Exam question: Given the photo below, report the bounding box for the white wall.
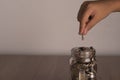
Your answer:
[0,0,120,55]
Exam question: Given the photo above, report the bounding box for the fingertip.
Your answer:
[78,31,83,35]
[78,23,82,35]
[80,30,83,35]
[83,28,88,35]
[80,23,86,34]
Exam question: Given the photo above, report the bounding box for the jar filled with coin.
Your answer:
[69,47,97,80]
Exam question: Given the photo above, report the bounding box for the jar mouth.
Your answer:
[71,46,96,59]
[78,51,93,58]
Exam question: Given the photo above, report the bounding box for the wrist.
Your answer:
[111,1,120,12]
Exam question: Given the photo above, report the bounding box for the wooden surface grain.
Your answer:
[0,55,120,80]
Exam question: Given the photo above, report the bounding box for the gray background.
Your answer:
[0,0,120,55]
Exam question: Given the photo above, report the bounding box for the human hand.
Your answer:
[77,1,115,35]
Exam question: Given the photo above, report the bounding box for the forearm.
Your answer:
[98,0,120,12]
[109,0,120,12]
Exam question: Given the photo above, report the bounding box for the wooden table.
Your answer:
[0,55,120,80]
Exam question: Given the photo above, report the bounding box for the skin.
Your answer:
[77,0,120,35]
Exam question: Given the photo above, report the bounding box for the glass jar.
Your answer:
[69,47,97,80]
